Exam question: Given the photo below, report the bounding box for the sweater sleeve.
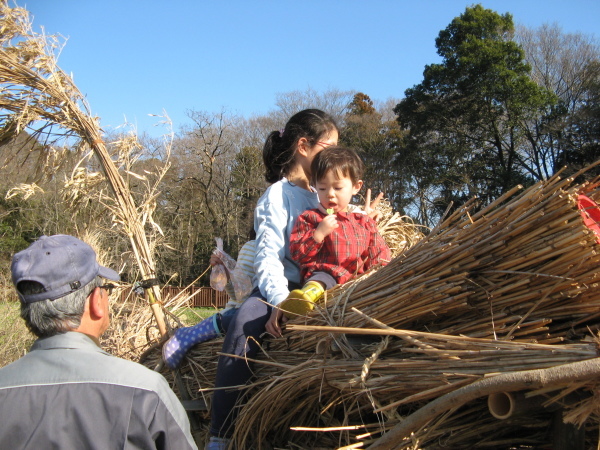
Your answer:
[254,191,291,306]
[236,240,256,279]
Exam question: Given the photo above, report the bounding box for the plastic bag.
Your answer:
[230,261,253,303]
[210,264,228,291]
[209,238,254,306]
[210,238,236,291]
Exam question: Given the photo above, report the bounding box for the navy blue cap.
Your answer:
[11,235,120,304]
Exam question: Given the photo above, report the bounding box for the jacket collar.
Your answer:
[31,331,105,353]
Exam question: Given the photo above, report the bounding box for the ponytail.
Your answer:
[263,130,291,184]
[262,109,338,183]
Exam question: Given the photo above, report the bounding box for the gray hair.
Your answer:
[19,277,102,338]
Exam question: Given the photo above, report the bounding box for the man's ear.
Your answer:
[353,180,364,195]
[88,288,106,320]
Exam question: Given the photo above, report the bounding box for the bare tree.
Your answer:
[515,23,600,176]
[273,87,356,126]
[516,23,600,114]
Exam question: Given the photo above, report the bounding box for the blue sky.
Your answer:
[21,1,600,138]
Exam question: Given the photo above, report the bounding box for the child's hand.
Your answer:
[313,214,338,243]
[209,254,223,266]
[364,188,384,221]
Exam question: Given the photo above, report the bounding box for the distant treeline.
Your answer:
[1,5,598,286]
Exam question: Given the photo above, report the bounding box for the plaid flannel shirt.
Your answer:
[290,208,391,285]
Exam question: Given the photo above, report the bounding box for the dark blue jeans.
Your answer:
[209,288,271,438]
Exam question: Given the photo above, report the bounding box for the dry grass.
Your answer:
[373,197,428,258]
[0,283,34,367]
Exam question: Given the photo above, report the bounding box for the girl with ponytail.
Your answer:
[208,109,339,448]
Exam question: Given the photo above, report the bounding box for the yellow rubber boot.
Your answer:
[280,281,325,319]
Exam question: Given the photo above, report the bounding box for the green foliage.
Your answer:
[0,222,29,258]
[342,93,407,213]
[394,4,557,223]
[0,198,33,257]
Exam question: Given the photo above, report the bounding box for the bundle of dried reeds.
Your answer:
[284,170,600,349]
[373,198,428,258]
[233,333,599,447]
[143,324,600,447]
[156,168,600,448]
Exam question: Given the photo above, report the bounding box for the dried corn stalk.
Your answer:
[0,2,169,336]
[374,198,428,258]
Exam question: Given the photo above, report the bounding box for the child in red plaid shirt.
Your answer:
[281,146,391,317]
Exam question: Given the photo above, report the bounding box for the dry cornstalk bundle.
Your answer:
[373,198,428,258]
[75,231,152,360]
[105,269,216,362]
[0,2,170,336]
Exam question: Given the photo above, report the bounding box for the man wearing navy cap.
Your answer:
[0,235,197,449]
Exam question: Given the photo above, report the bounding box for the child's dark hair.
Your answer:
[311,146,364,185]
[262,109,338,183]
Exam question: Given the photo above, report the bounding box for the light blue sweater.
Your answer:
[253,178,319,306]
